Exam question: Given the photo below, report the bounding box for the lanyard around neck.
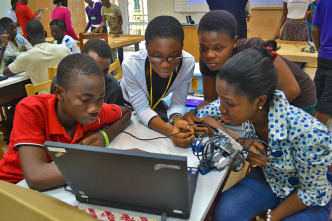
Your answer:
[9,38,19,50]
[150,64,173,110]
[107,4,113,20]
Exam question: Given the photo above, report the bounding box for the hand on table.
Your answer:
[114,33,120,37]
[19,46,27,52]
[76,131,106,147]
[184,112,208,136]
[83,30,88,34]
[0,34,9,47]
[91,29,99,34]
[170,120,195,148]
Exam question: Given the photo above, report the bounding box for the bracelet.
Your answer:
[266,209,271,221]
[99,130,109,147]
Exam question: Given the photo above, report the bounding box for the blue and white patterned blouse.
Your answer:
[243,90,332,206]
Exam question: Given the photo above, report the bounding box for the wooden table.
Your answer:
[276,40,318,63]
[0,73,30,106]
[46,34,145,61]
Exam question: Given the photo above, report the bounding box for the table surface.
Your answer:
[17,112,243,221]
[0,72,30,88]
[46,34,145,49]
[275,40,318,63]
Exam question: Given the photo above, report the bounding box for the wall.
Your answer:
[0,1,12,18]
[147,0,207,24]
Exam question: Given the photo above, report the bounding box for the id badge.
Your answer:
[91,16,96,20]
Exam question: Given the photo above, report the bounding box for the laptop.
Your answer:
[44,141,199,219]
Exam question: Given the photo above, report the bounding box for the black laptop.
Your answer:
[44,141,198,219]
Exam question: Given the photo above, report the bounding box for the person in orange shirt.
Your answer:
[15,0,44,38]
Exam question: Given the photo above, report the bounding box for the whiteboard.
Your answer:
[174,0,209,13]
[251,0,283,8]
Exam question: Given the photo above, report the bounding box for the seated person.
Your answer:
[3,19,71,94]
[0,17,32,58]
[0,53,131,191]
[50,19,80,54]
[120,16,195,148]
[51,39,124,106]
[204,45,332,221]
[0,27,11,65]
[188,10,316,126]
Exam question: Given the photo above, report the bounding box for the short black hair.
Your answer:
[0,26,6,35]
[198,10,237,39]
[26,19,45,39]
[11,0,18,5]
[217,44,278,109]
[81,39,113,60]
[57,53,104,91]
[145,16,184,47]
[0,17,14,30]
[53,0,67,7]
[50,19,66,31]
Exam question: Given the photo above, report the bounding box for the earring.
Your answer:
[259,107,262,109]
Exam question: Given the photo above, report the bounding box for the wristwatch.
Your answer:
[0,45,6,51]
[169,114,183,125]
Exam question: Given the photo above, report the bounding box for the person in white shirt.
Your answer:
[3,20,71,94]
[50,19,80,54]
[5,0,23,35]
[0,17,32,58]
[120,16,196,148]
[274,0,318,41]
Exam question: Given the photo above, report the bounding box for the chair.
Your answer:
[48,66,57,80]
[25,80,53,96]
[109,59,123,81]
[79,33,108,50]
[0,143,4,160]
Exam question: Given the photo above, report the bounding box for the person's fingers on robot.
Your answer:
[246,142,268,166]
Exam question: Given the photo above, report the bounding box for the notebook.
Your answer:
[44,141,198,219]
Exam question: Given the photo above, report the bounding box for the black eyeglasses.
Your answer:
[148,50,182,63]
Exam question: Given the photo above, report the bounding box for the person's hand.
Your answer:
[91,29,98,34]
[114,33,120,37]
[83,30,88,34]
[19,46,27,52]
[240,139,268,166]
[0,34,9,47]
[76,131,106,147]
[38,8,45,14]
[170,120,195,148]
[184,112,208,136]
[245,13,251,22]
[273,29,281,40]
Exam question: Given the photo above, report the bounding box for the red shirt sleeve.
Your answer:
[64,10,79,40]
[99,103,122,125]
[11,98,46,149]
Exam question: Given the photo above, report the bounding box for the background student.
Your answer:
[92,0,123,63]
[5,0,23,35]
[0,53,131,190]
[51,0,78,40]
[0,17,32,58]
[15,0,44,39]
[120,16,195,148]
[84,0,106,33]
[50,19,80,53]
[312,0,332,126]
[190,10,316,120]
[273,0,318,41]
[0,27,10,65]
[3,19,71,94]
[206,0,251,39]
[207,44,332,221]
[51,39,125,106]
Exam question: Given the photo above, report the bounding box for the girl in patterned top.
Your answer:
[201,44,332,220]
